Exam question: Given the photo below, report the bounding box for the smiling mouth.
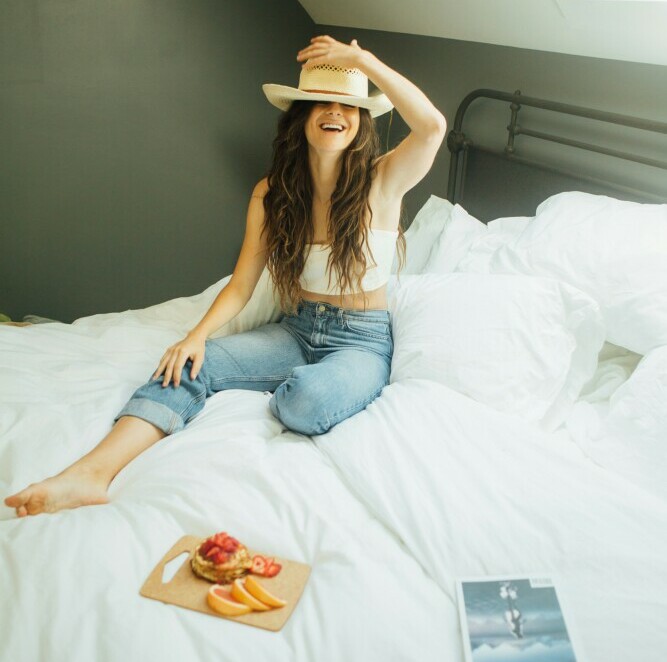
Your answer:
[320,123,345,132]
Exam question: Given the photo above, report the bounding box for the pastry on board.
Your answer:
[191,532,253,584]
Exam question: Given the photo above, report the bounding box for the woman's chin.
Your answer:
[308,138,352,154]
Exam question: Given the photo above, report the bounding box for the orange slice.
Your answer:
[244,574,287,608]
[231,578,271,611]
[207,584,252,616]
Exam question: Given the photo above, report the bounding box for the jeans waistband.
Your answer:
[297,299,391,322]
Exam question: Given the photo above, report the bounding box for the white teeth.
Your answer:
[321,123,344,131]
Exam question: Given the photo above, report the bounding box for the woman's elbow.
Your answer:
[421,112,447,145]
[432,111,447,139]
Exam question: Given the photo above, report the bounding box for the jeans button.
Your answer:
[318,304,325,312]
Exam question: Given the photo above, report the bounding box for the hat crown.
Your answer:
[298,64,369,98]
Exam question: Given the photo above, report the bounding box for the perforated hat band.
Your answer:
[297,65,369,97]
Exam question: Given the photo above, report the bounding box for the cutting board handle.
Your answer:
[140,535,200,597]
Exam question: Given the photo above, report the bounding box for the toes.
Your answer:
[4,487,45,517]
[4,489,30,508]
[4,494,19,507]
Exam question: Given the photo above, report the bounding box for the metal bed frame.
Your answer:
[446,88,667,209]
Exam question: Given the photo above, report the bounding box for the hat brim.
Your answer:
[262,84,393,118]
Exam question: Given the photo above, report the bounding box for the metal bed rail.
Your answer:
[446,88,667,204]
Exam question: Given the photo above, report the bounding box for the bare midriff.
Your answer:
[299,283,388,311]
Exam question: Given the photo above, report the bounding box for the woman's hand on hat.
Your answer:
[297,35,365,70]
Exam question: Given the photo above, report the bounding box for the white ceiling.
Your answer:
[297,0,667,67]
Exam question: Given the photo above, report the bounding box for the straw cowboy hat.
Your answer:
[262,63,393,118]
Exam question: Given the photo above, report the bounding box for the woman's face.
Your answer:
[304,101,360,153]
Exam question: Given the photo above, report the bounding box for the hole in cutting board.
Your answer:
[161,552,189,584]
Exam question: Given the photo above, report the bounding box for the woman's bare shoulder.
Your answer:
[252,177,270,199]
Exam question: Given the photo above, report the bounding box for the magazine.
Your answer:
[456,575,582,662]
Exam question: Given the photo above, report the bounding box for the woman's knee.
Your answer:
[268,366,331,436]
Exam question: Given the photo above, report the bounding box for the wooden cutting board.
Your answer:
[140,535,311,631]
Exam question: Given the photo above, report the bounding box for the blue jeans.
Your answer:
[113,299,393,436]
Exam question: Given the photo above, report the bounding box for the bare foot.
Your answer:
[4,467,111,517]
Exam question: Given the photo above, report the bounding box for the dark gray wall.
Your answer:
[4,5,666,322]
[1,0,314,323]
[320,25,667,221]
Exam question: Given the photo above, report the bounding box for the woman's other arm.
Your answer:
[153,180,269,387]
[188,178,270,340]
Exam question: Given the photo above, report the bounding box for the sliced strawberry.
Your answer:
[221,539,238,553]
[265,561,282,578]
[204,545,221,559]
[199,532,244,564]
[251,554,268,574]
[250,554,282,577]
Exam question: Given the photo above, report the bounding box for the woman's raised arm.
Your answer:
[296,36,447,200]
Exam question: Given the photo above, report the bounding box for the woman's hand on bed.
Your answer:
[152,332,206,388]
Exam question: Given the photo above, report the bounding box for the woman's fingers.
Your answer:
[299,51,333,69]
[191,354,204,381]
[297,46,327,61]
[311,35,333,44]
[298,36,336,57]
[298,36,360,69]
[152,338,205,388]
[172,350,189,388]
[152,356,168,380]
[163,353,178,387]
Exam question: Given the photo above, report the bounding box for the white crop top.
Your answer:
[299,227,398,295]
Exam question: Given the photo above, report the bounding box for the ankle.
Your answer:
[61,461,114,488]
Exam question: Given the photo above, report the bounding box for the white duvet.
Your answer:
[2,274,666,662]
[0,316,453,662]
[317,378,667,661]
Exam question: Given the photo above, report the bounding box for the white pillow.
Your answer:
[486,215,532,234]
[459,214,532,273]
[388,273,605,430]
[392,195,454,274]
[424,203,486,272]
[572,345,667,502]
[425,204,531,274]
[73,268,283,338]
[488,191,667,355]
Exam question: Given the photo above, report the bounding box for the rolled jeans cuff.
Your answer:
[113,397,185,435]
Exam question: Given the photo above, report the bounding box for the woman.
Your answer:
[5,35,446,517]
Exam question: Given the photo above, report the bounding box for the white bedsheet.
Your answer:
[0,323,453,662]
[317,378,667,661]
[1,292,665,661]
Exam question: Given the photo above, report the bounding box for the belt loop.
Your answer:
[337,308,344,325]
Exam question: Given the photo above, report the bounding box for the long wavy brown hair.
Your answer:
[261,100,406,315]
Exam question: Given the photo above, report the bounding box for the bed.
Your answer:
[2,89,667,662]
